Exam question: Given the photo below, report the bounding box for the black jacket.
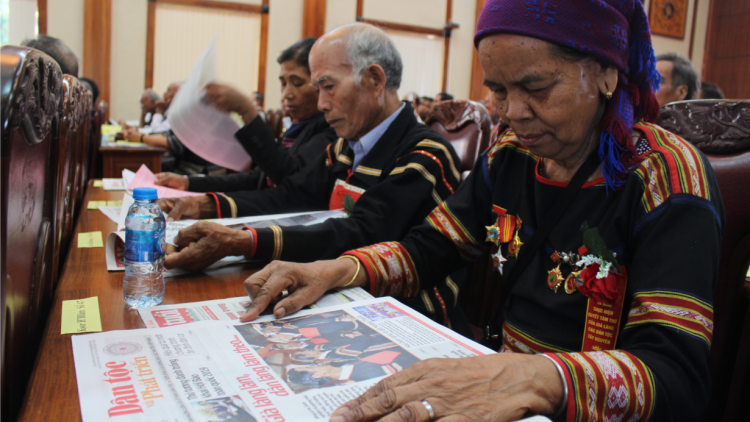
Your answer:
[213,103,462,263]
[188,112,337,192]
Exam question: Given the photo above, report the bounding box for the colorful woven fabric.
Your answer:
[474,0,661,190]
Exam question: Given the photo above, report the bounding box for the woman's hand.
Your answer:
[155,172,189,191]
[240,258,367,322]
[202,82,258,124]
[329,353,565,422]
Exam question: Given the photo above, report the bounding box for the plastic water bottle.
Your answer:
[124,187,166,308]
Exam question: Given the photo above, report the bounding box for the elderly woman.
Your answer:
[238,1,723,420]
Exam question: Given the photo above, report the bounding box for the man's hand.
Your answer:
[164,221,253,271]
[125,130,142,143]
[240,258,366,321]
[155,172,189,191]
[154,98,168,114]
[156,195,216,221]
[329,353,565,422]
[202,83,258,124]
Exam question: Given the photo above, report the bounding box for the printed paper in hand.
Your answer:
[103,178,125,191]
[137,287,374,328]
[168,38,252,172]
[72,297,495,421]
[126,165,201,198]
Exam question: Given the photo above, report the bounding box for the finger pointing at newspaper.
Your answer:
[240,258,368,321]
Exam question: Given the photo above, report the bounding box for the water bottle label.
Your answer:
[125,229,165,262]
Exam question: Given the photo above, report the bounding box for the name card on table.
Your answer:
[87,200,107,210]
[93,180,103,187]
[78,231,104,248]
[61,296,102,334]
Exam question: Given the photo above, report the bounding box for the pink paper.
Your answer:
[127,165,202,198]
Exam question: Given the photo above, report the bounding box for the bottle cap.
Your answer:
[133,187,158,200]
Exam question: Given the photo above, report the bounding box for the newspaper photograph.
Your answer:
[138,287,374,328]
[72,297,495,421]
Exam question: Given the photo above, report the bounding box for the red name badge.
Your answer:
[581,272,627,352]
[329,179,365,211]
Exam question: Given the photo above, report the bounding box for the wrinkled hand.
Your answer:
[156,195,215,221]
[329,353,564,422]
[240,258,365,322]
[125,129,142,143]
[164,221,253,271]
[202,82,258,124]
[154,172,189,191]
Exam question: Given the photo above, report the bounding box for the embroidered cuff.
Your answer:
[241,226,258,258]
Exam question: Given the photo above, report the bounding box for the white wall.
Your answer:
[8,0,37,46]
[447,0,476,101]
[110,0,147,122]
[265,0,303,112]
[46,0,84,72]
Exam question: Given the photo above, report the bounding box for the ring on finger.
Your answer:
[421,400,435,421]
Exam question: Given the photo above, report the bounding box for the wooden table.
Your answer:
[100,145,167,178]
[19,181,259,421]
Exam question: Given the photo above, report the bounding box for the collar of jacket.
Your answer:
[331,102,417,187]
[288,112,330,153]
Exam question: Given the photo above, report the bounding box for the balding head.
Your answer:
[310,24,404,140]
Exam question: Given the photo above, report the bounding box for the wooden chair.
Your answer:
[71,83,92,213]
[88,100,108,180]
[425,100,494,178]
[656,99,750,421]
[0,45,64,422]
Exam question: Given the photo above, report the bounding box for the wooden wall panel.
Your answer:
[468,0,487,101]
[83,0,112,106]
[37,0,47,34]
[303,0,327,38]
[702,0,750,98]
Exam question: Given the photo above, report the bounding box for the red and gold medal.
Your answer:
[547,264,564,293]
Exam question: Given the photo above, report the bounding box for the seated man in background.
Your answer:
[252,91,267,121]
[416,96,433,121]
[700,81,725,100]
[154,37,337,193]
[655,52,699,107]
[159,24,461,325]
[117,88,160,130]
[434,91,454,103]
[123,82,181,148]
[79,77,99,105]
[21,34,79,77]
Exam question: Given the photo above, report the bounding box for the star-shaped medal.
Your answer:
[547,264,564,293]
[485,224,501,246]
[492,248,507,274]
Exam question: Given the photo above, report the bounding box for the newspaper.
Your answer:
[105,210,347,274]
[72,297,495,421]
[137,287,374,328]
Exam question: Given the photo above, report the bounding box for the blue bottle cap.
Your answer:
[133,187,158,200]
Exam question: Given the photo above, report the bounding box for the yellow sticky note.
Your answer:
[101,124,123,137]
[78,231,104,248]
[115,141,145,147]
[61,296,102,334]
[93,180,103,187]
[107,200,122,206]
[87,200,106,210]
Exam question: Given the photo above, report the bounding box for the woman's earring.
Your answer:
[606,91,613,100]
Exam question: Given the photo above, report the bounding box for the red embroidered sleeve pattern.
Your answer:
[546,350,656,422]
[343,242,419,298]
[624,289,713,347]
[425,203,483,261]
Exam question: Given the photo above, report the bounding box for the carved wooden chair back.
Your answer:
[69,79,92,212]
[425,100,493,176]
[656,99,750,421]
[0,45,64,421]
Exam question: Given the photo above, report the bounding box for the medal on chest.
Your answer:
[486,206,521,274]
[548,221,628,351]
[329,178,365,211]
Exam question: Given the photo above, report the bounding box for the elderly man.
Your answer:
[655,52,700,107]
[139,88,161,127]
[159,23,461,321]
[416,96,433,121]
[124,82,181,147]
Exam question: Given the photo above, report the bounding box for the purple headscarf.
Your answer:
[475,0,661,190]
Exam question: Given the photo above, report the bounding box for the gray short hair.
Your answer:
[656,52,700,100]
[143,88,160,102]
[339,24,403,91]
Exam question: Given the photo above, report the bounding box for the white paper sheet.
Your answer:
[97,205,121,224]
[102,178,125,191]
[168,38,252,172]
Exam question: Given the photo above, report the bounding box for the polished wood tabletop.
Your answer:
[19,181,260,421]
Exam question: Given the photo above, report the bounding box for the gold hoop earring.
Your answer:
[606,92,613,100]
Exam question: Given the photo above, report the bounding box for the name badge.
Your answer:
[329,179,365,210]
